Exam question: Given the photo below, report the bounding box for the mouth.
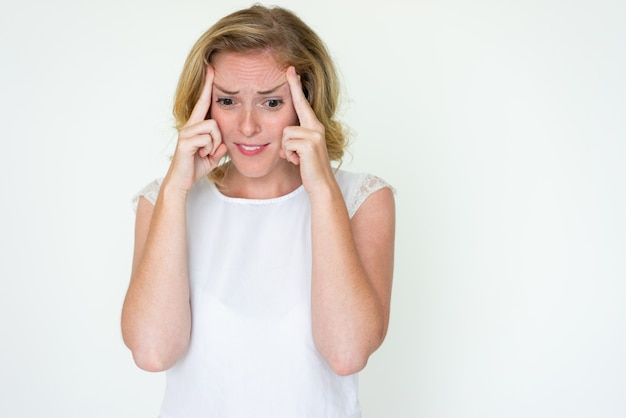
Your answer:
[235,143,269,156]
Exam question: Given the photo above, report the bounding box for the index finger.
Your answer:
[286,66,317,128]
[187,65,215,125]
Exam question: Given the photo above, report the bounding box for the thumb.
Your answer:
[209,143,228,166]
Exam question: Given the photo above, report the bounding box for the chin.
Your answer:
[228,157,286,180]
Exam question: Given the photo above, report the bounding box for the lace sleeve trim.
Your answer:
[131,178,163,212]
[347,174,394,218]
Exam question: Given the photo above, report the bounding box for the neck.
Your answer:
[218,162,302,199]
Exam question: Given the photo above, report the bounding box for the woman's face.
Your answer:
[210,51,300,182]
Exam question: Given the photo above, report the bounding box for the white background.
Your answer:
[1,0,625,416]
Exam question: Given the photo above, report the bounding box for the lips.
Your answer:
[235,143,269,156]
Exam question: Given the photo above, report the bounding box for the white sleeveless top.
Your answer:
[134,170,392,418]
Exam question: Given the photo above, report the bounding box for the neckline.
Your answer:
[205,178,306,204]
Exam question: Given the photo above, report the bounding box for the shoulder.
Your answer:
[131,178,163,211]
[131,177,219,212]
[334,170,395,218]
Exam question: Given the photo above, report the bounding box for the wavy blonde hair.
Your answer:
[172,4,347,181]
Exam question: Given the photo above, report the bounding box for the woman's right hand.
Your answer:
[165,65,227,195]
[123,71,225,370]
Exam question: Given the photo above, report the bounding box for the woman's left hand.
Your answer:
[281,66,336,194]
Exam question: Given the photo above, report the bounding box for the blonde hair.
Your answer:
[172,4,347,180]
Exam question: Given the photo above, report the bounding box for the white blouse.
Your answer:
[133,170,392,418]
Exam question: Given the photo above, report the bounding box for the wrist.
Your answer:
[159,177,190,206]
[307,177,343,205]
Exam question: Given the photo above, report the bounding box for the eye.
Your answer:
[216,98,235,107]
[264,99,283,109]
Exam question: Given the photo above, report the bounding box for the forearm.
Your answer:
[309,182,385,376]
[121,183,191,371]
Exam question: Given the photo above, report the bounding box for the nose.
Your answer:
[239,107,261,137]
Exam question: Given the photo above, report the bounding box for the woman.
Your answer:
[121,4,395,417]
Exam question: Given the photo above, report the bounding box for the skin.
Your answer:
[121,51,395,376]
[210,51,302,198]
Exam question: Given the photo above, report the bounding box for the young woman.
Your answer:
[121,5,395,417]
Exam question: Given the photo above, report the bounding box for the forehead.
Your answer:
[211,51,286,91]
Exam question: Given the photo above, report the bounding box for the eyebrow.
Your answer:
[214,82,287,95]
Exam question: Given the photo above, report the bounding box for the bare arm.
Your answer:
[309,185,395,376]
[121,66,227,371]
[282,67,395,375]
[121,190,191,372]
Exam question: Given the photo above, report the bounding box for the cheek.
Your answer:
[209,108,300,137]
[285,107,300,126]
[209,109,233,133]
[256,111,296,132]
[273,108,300,129]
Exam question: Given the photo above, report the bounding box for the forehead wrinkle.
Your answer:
[257,81,287,95]
[213,81,287,96]
[212,58,287,96]
[213,83,239,95]
[213,80,288,96]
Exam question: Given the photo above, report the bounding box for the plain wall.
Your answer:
[1,0,624,416]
